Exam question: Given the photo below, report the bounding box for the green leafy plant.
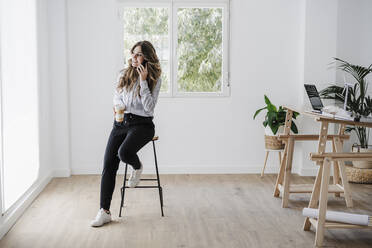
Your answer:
[253,95,299,135]
[320,58,372,148]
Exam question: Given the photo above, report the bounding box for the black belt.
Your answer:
[124,113,153,121]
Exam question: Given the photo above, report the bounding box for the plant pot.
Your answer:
[264,125,284,136]
[345,164,372,184]
[351,145,372,169]
[264,126,285,150]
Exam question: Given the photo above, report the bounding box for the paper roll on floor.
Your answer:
[302,208,370,226]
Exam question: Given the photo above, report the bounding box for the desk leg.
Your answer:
[274,109,293,198]
[303,164,323,231]
[282,137,294,208]
[274,142,288,197]
[315,157,331,247]
[332,139,341,197]
[304,121,329,230]
[334,137,353,208]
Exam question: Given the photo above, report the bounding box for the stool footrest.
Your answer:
[124,186,161,189]
[124,178,157,181]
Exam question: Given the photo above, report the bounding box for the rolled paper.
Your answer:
[302,208,370,226]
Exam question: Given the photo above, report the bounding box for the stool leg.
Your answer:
[119,163,128,217]
[261,151,270,177]
[159,187,164,207]
[153,140,164,217]
[159,187,164,215]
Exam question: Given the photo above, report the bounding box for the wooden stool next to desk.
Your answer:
[304,152,372,247]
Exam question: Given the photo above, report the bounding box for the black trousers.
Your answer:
[100,113,155,210]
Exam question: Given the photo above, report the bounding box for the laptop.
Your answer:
[304,84,324,113]
[304,84,357,121]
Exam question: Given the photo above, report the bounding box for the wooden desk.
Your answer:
[273,106,350,208]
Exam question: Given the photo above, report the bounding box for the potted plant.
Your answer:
[320,58,372,169]
[253,95,299,150]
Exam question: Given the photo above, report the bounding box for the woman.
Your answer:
[91,41,162,227]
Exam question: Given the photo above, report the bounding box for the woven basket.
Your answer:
[351,145,372,169]
[345,164,372,184]
[264,135,285,150]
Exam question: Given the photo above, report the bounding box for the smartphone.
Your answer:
[141,60,147,67]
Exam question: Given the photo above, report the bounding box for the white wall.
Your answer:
[37,0,53,182]
[47,0,71,177]
[300,0,339,174]
[46,0,372,176]
[337,0,372,68]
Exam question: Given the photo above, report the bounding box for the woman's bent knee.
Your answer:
[118,148,134,164]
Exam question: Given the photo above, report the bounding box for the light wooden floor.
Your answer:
[0,174,372,248]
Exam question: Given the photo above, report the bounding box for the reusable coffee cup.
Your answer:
[114,104,125,122]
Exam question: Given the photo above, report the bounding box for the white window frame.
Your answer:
[116,0,230,98]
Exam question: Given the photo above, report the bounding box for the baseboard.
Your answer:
[299,167,318,176]
[71,163,286,175]
[67,162,318,176]
[0,170,53,240]
[53,168,71,177]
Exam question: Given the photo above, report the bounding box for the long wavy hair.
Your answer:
[117,41,162,98]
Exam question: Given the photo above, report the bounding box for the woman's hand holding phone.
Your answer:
[137,62,148,81]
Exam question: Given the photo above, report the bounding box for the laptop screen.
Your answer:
[304,84,324,111]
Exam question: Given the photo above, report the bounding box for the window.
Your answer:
[117,0,230,97]
[122,6,170,93]
[0,0,40,213]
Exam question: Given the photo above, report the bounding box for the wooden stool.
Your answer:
[119,136,164,217]
[261,149,284,177]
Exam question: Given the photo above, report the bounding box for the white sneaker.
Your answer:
[128,161,143,188]
[90,208,112,227]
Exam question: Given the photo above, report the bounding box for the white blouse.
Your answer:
[113,71,162,117]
